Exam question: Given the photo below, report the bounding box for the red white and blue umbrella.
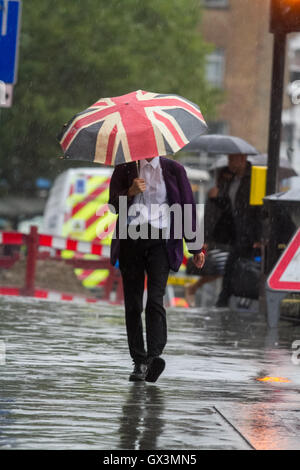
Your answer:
[58,90,207,166]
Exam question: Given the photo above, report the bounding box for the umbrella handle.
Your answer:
[135,160,146,207]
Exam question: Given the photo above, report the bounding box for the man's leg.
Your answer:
[119,239,147,366]
[144,240,170,361]
[185,275,221,307]
[216,244,253,307]
[215,247,237,307]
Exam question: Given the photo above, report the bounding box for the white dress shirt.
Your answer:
[128,157,169,228]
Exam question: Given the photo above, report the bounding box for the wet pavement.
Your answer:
[0,295,300,450]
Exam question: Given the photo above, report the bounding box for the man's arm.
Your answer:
[128,179,146,197]
[108,165,145,214]
[193,251,205,269]
[175,164,205,267]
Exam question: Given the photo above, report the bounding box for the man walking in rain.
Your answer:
[109,156,205,382]
[206,153,262,308]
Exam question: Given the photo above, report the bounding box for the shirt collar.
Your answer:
[140,157,160,169]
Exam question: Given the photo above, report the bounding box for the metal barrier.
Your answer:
[0,226,202,308]
[0,225,123,303]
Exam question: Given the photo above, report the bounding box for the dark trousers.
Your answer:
[119,234,170,365]
[217,244,253,303]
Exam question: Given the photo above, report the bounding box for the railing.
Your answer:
[0,226,199,308]
[0,226,123,303]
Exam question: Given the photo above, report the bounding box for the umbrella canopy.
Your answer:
[58,90,207,166]
[210,154,297,180]
[182,134,258,155]
[250,154,297,180]
[264,187,300,203]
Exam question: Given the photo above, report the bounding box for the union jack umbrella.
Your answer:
[58,90,207,166]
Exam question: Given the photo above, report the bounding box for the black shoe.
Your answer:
[238,297,252,309]
[146,357,165,383]
[129,363,148,382]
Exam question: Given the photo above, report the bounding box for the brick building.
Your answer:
[201,0,274,154]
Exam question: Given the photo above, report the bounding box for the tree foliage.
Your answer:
[0,0,221,194]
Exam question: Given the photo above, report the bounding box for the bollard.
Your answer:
[22,225,39,296]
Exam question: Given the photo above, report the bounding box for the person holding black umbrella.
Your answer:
[205,153,263,308]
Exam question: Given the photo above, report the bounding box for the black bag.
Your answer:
[230,258,261,300]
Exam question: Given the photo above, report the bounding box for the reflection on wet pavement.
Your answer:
[0,297,299,449]
[119,384,165,450]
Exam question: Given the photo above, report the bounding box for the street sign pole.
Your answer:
[265,31,287,275]
[264,1,300,276]
[266,31,286,198]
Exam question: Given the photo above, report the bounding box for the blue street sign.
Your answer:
[0,0,21,84]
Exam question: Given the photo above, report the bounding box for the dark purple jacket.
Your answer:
[108,157,203,272]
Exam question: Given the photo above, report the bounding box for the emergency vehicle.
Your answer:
[43,167,116,289]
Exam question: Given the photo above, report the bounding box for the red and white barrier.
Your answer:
[0,232,24,245]
[0,231,111,257]
[38,234,110,257]
[0,226,121,303]
[0,286,104,304]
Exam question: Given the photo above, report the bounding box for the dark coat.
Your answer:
[205,162,262,248]
[108,157,203,272]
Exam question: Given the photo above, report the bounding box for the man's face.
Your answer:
[227,154,247,174]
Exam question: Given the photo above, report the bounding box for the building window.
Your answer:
[205,49,225,88]
[203,0,228,8]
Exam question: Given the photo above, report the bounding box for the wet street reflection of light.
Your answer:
[234,403,292,451]
[256,376,291,383]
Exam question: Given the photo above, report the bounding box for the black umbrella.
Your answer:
[182,134,258,155]
[250,154,297,180]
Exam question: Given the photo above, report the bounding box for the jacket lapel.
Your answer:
[125,161,139,187]
[160,157,179,205]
